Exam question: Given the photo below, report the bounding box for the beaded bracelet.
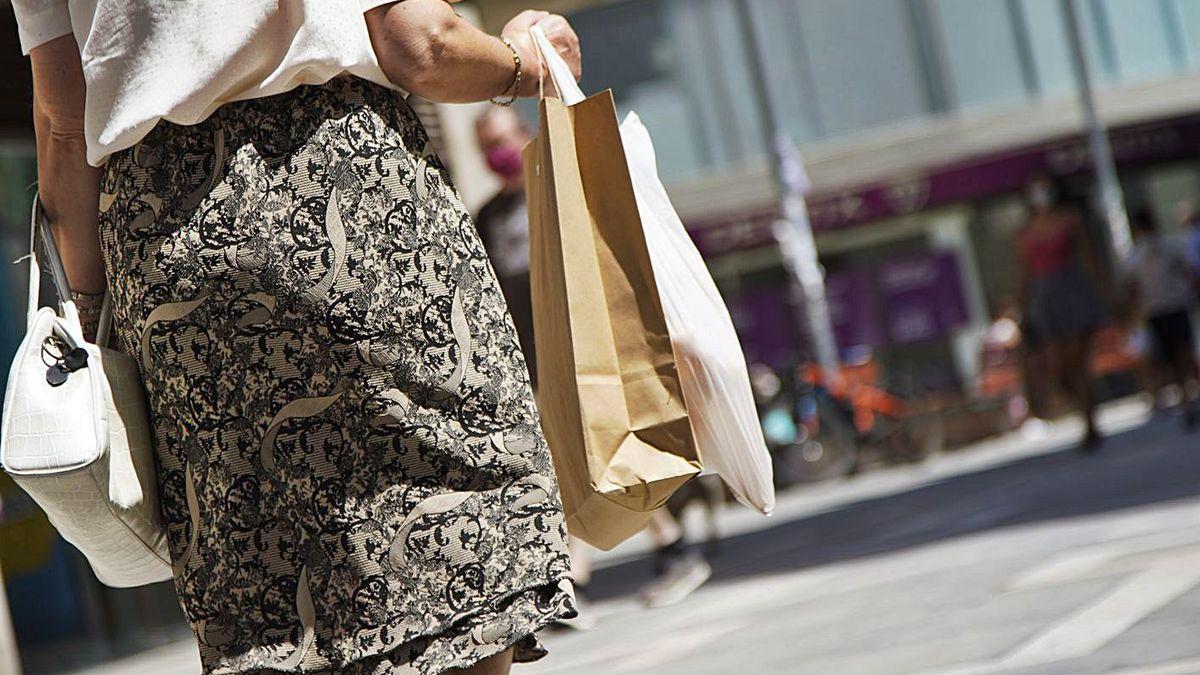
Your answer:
[70,289,105,315]
[491,37,523,107]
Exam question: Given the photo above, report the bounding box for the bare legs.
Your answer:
[1163,331,1200,430]
[1055,332,1101,449]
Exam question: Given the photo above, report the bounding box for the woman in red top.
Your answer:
[1017,172,1107,451]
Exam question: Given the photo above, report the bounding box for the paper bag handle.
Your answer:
[531,25,586,106]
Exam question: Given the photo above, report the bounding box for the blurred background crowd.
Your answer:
[3,1,1200,673]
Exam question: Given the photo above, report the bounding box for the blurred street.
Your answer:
[59,398,1200,675]
[527,398,1200,675]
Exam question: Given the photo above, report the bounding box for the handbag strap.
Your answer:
[26,194,109,347]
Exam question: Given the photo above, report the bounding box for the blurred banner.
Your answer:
[826,252,970,352]
[878,252,970,346]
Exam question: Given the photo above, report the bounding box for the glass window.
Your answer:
[1020,0,1077,96]
[790,0,930,136]
[1172,0,1200,67]
[1019,0,1145,93]
[683,0,768,165]
[1078,0,1119,81]
[1100,0,1177,82]
[568,0,766,180]
[568,1,703,179]
[746,0,824,143]
[933,0,1030,110]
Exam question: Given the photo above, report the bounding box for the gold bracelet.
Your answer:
[70,289,105,315]
[491,37,522,107]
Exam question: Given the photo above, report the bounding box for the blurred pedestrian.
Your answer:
[979,297,1031,430]
[1176,200,1200,279]
[1016,172,1107,451]
[638,509,713,608]
[14,2,584,672]
[475,107,539,387]
[1123,211,1200,430]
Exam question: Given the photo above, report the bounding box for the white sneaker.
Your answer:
[640,552,712,608]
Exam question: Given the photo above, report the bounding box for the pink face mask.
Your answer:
[485,145,524,179]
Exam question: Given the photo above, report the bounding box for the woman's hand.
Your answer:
[501,11,582,97]
[366,2,582,104]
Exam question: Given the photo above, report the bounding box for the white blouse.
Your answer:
[13,0,402,166]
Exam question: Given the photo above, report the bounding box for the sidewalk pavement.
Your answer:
[590,396,1152,570]
[61,398,1156,675]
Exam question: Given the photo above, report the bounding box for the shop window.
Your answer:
[1171,0,1200,68]
[567,0,773,180]
[933,0,1031,110]
[1019,0,1078,97]
[1101,0,1179,82]
[790,0,929,136]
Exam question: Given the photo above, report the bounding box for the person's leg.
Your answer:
[646,508,683,547]
[1172,312,1200,388]
[1061,334,1101,448]
[639,509,711,607]
[1149,313,1186,405]
[1174,345,1199,431]
[1160,311,1200,429]
[451,648,514,675]
[567,535,592,590]
[646,508,686,575]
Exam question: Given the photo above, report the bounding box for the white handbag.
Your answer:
[0,196,171,588]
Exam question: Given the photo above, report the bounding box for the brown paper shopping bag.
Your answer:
[524,89,701,550]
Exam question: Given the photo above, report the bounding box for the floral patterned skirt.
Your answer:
[97,77,575,674]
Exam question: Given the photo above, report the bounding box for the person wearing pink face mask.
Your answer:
[476,108,539,387]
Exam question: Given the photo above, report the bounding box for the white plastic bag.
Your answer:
[531,26,775,515]
[620,115,775,515]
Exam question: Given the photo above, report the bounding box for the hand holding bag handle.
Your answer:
[531,25,585,105]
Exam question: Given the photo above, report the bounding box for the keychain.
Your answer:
[41,335,88,387]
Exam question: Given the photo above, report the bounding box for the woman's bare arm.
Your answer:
[30,35,105,296]
[365,1,580,104]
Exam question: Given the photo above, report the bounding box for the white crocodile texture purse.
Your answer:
[0,197,171,588]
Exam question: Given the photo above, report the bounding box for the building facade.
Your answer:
[476,0,1200,393]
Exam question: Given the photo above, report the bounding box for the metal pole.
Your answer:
[1061,0,1132,257]
[731,0,841,378]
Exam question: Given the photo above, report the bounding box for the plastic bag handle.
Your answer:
[531,25,585,106]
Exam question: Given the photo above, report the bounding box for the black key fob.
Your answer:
[46,363,69,387]
[63,347,89,372]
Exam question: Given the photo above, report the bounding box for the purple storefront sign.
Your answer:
[729,287,802,368]
[688,211,778,260]
[878,252,970,345]
[823,252,970,351]
[825,269,882,351]
[808,118,1200,232]
[686,115,1200,257]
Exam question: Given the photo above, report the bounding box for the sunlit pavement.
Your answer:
[65,398,1200,675]
[531,398,1200,675]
